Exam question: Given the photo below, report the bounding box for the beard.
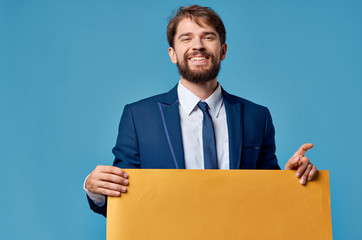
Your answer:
[176,51,221,84]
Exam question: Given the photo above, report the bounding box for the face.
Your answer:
[168,18,227,83]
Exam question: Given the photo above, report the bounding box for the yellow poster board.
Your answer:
[107,170,332,240]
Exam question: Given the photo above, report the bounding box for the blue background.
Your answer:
[1,0,361,239]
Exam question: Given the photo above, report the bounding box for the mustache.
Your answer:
[185,50,212,59]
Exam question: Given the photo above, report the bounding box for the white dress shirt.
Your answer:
[177,81,229,169]
[85,81,230,206]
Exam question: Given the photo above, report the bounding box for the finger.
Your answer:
[98,173,128,185]
[88,180,127,196]
[293,143,313,157]
[96,165,128,178]
[97,181,127,193]
[284,156,300,170]
[300,163,312,185]
[296,156,310,178]
[97,187,124,197]
[308,165,318,181]
[85,174,128,195]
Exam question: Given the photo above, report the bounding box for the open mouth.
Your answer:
[188,55,209,64]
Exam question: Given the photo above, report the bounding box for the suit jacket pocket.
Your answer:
[241,141,261,168]
[243,141,260,150]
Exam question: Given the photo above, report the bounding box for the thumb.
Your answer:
[284,156,300,170]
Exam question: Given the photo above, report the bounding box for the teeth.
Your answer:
[191,57,206,61]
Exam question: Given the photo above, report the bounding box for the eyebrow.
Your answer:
[202,32,217,37]
[177,31,217,39]
[178,32,192,39]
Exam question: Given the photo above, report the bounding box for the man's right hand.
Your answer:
[85,165,129,197]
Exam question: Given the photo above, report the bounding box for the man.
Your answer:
[85,5,317,217]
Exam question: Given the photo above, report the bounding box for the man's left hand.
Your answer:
[284,143,317,185]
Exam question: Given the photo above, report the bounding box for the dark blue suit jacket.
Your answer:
[88,85,280,216]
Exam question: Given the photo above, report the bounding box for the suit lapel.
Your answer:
[157,85,243,170]
[158,85,185,169]
[222,89,243,169]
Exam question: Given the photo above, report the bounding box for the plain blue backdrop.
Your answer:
[1,0,361,239]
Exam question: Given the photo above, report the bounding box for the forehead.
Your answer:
[175,18,217,36]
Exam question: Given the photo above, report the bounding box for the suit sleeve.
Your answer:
[257,107,281,169]
[112,104,141,168]
[87,104,141,217]
[86,194,108,217]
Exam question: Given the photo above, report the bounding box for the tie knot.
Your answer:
[197,101,209,112]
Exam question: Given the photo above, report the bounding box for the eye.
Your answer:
[204,35,215,40]
[181,37,191,42]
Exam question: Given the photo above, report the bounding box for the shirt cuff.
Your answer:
[83,175,106,207]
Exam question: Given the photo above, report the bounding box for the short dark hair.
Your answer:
[167,5,226,48]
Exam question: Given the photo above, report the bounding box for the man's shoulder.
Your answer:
[129,92,167,105]
[125,85,178,110]
[222,89,269,112]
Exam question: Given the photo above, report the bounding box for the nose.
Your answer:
[192,37,205,51]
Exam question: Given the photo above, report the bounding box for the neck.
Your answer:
[180,78,218,100]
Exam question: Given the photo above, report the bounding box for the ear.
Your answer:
[220,43,227,61]
[168,47,178,64]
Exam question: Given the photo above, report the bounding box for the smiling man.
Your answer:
[85,5,317,217]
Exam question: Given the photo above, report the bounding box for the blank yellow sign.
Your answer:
[107,170,332,240]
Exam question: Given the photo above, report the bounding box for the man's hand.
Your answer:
[284,143,317,185]
[85,165,129,197]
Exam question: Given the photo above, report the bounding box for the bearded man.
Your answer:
[85,5,317,217]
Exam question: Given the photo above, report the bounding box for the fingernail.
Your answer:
[124,179,128,185]
[121,187,126,192]
[294,156,299,161]
[123,173,128,178]
[115,191,120,196]
[296,172,301,178]
[308,177,312,181]
[300,178,306,184]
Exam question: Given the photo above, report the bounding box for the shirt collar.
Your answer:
[177,81,223,118]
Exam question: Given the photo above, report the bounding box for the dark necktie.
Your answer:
[197,101,218,169]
